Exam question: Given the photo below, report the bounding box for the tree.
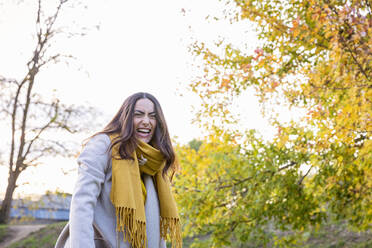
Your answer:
[179,0,371,246]
[176,131,324,247]
[0,0,96,224]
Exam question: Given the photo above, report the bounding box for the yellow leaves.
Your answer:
[221,78,230,88]
[253,47,263,60]
[291,17,300,38]
[257,59,265,68]
[219,74,234,91]
[187,0,372,237]
[241,63,251,73]
[276,133,289,149]
[355,183,362,192]
[360,139,372,158]
[271,81,279,90]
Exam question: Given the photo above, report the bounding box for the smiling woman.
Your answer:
[133,98,157,144]
[55,92,182,248]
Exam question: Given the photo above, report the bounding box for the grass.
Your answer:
[6,220,372,248]
[8,222,66,248]
[180,220,372,248]
[304,221,372,248]
[0,224,9,243]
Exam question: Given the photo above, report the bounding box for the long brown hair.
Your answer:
[95,92,176,177]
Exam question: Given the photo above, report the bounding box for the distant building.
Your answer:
[3,193,71,222]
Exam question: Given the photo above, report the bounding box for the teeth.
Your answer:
[137,128,150,133]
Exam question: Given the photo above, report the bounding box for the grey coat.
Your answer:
[55,134,166,248]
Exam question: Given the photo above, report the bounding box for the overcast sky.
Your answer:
[0,0,278,197]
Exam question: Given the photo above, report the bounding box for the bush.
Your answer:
[0,224,9,243]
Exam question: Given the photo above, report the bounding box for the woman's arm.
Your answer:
[69,134,111,247]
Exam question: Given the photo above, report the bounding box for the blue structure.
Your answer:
[6,193,71,221]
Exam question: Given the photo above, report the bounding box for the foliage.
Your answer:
[188,139,203,152]
[0,224,8,243]
[0,0,97,223]
[175,130,322,247]
[183,0,371,246]
[175,131,372,247]
[8,221,66,248]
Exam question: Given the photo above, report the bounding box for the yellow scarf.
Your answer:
[109,135,182,248]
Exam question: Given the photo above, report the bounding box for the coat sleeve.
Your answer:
[69,134,111,247]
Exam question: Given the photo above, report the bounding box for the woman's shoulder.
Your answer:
[78,133,112,171]
[90,133,111,143]
[83,133,111,153]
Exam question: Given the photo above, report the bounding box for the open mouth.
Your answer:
[136,128,151,135]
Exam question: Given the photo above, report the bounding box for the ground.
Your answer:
[0,220,371,247]
[0,224,46,248]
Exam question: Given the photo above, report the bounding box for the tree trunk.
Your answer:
[0,172,18,224]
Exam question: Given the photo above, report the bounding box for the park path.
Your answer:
[0,224,46,248]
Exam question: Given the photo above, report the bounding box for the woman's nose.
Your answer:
[142,115,150,125]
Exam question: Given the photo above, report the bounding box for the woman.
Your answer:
[55,92,182,248]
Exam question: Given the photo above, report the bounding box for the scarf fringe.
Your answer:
[115,206,147,248]
[160,217,182,248]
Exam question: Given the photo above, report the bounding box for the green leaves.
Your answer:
[184,0,371,246]
[175,130,327,246]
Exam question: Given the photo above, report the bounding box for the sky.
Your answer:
[0,0,281,197]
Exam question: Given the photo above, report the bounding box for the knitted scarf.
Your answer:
[109,135,182,248]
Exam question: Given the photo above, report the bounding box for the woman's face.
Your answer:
[133,98,157,143]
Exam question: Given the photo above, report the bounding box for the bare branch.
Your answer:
[10,75,29,172]
[22,102,59,159]
[38,54,61,68]
[217,161,298,190]
[0,76,20,86]
[325,2,371,80]
[0,0,99,224]
[297,165,313,185]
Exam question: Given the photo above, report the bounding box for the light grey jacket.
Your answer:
[61,134,166,248]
